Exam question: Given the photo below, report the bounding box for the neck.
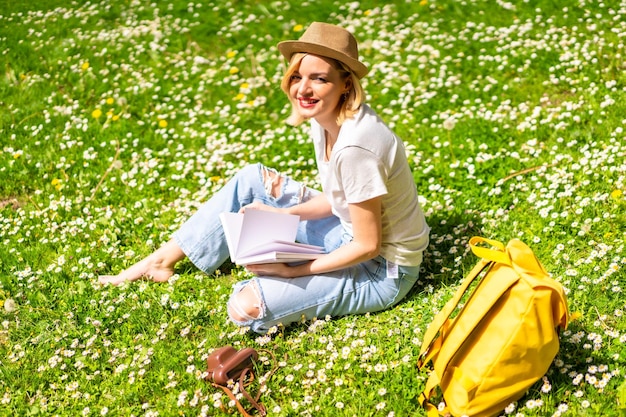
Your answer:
[324,128,340,161]
[314,111,341,134]
[324,127,339,143]
[316,116,340,138]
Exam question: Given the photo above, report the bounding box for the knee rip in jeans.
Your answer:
[261,166,306,202]
[261,166,283,198]
[228,281,265,323]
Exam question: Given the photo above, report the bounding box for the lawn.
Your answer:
[1,0,625,416]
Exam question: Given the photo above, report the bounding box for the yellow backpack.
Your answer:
[417,237,569,417]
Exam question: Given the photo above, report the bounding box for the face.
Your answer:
[288,54,350,126]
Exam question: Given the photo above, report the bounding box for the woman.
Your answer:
[99,22,430,334]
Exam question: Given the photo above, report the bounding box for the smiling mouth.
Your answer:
[298,98,319,106]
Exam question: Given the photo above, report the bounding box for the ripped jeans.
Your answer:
[173,163,419,333]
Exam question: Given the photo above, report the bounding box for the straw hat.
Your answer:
[277,22,369,79]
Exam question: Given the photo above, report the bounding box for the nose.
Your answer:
[297,77,312,96]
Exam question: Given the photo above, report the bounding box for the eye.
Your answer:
[314,76,328,83]
[290,74,302,83]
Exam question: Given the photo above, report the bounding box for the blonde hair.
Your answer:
[281,53,364,126]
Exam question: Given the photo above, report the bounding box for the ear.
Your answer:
[343,78,353,95]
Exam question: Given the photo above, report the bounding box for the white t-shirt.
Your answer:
[311,104,430,266]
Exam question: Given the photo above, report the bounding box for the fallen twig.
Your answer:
[90,141,121,200]
[499,162,558,184]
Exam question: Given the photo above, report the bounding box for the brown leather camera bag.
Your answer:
[207,346,259,386]
[206,346,276,417]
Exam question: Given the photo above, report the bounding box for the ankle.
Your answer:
[150,240,186,270]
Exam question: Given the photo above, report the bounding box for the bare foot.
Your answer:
[98,258,174,285]
[99,240,185,286]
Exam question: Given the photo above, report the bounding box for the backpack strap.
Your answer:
[419,370,445,417]
[419,367,479,417]
[418,237,511,366]
[418,258,491,366]
[468,236,512,265]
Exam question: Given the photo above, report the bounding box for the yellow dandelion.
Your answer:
[364,10,371,16]
[106,97,115,105]
[92,108,102,119]
[13,151,22,159]
[293,24,304,32]
[235,93,246,101]
[240,82,250,90]
[610,189,623,200]
[158,119,168,128]
[51,178,62,190]
[247,100,255,106]
[229,66,239,75]
[420,0,428,5]
[112,114,120,122]
[569,312,582,321]
[226,51,237,59]
[81,61,90,71]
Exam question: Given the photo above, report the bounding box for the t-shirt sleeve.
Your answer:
[334,146,388,203]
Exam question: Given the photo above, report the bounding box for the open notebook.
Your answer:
[219,208,325,265]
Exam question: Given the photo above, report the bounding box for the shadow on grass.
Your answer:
[261,209,486,339]
[177,207,484,339]
[405,209,484,303]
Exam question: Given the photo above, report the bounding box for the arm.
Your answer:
[246,196,382,278]
[285,193,333,220]
[243,192,333,221]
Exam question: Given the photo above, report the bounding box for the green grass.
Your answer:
[1,0,625,416]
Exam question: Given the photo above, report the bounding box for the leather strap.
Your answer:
[211,368,265,417]
[210,349,279,417]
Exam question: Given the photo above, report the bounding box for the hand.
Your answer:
[245,262,295,278]
[239,201,281,213]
